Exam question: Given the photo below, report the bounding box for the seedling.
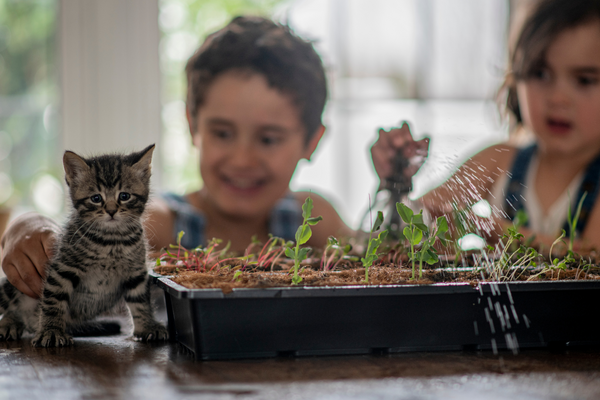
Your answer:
[567,192,587,252]
[396,202,448,279]
[233,270,243,282]
[321,236,354,271]
[360,211,388,283]
[489,227,539,281]
[157,231,230,272]
[285,197,322,285]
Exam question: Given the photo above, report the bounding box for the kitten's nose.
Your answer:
[106,207,118,217]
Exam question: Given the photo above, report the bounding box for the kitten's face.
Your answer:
[63,145,154,228]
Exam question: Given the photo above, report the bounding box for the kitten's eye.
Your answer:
[90,194,102,203]
[119,192,131,201]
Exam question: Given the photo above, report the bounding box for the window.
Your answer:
[0,0,62,218]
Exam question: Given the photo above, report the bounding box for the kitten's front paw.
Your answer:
[135,323,169,342]
[0,319,24,341]
[32,329,74,348]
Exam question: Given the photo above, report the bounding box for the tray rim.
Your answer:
[149,271,600,300]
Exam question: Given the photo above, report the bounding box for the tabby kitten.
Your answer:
[0,144,168,347]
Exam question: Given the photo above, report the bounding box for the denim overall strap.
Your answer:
[269,192,303,241]
[563,152,600,236]
[504,144,537,225]
[161,192,206,249]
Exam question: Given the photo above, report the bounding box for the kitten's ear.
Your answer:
[130,144,155,180]
[63,151,90,187]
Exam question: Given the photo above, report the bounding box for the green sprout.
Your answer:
[321,236,354,271]
[490,226,539,281]
[285,197,322,285]
[396,202,448,279]
[567,191,587,253]
[360,211,388,283]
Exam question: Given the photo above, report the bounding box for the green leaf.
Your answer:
[426,248,439,264]
[410,228,423,246]
[177,230,185,245]
[412,213,425,225]
[307,216,323,225]
[372,211,385,232]
[298,247,311,261]
[396,202,414,224]
[233,270,243,281]
[436,216,449,234]
[327,236,339,246]
[295,224,312,245]
[378,229,388,242]
[302,197,314,220]
[403,226,413,242]
[285,247,295,258]
[155,258,161,266]
[292,274,302,285]
[415,223,428,233]
[343,244,352,253]
[251,235,261,245]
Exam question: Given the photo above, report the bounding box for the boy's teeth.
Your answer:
[230,179,258,188]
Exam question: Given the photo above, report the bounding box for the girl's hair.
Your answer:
[185,16,327,143]
[504,0,600,124]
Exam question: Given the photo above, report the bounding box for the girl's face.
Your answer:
[516,19,600,158]
[190,71,323,219]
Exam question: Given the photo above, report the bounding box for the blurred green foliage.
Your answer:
[0,0,59,210]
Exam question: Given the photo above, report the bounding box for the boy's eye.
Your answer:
[119,192,131,201]
[90,194,102,203]
[212,129,232,140]
[577,75,598,86]
[260,134,282,146]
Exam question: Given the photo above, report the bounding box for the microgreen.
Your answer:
[156,231,231,272]
[285,197,322,285]
[488,226,539,281]
[321,236,353,271]
[567,191,587,253]
[396,202,448,279]
[360,211,388,283]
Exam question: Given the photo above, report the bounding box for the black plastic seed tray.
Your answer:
[151,272,600,360]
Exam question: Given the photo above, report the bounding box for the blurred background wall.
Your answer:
[0,0,513,230]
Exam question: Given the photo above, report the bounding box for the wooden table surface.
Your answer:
[2,321,600,400]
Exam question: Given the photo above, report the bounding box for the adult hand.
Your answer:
[370,122,430,186]
[0,213,59,298]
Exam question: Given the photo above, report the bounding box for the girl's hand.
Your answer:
[370,122,430,188]
[0,213,59,299]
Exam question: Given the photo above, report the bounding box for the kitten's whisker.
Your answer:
[74,219,99,247]
[69,218,94,245]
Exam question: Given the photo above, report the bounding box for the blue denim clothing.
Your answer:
[504,144,600,236]
[161,192,302,249]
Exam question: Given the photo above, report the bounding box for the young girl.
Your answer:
[375,0,600,251]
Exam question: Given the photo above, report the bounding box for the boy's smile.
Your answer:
[517,19,600,160]
[190,70,323,220]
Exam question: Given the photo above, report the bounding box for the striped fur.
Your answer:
[0,145,168,347]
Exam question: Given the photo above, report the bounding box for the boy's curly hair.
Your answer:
[503,0,600,124]
[185,16,327,143]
